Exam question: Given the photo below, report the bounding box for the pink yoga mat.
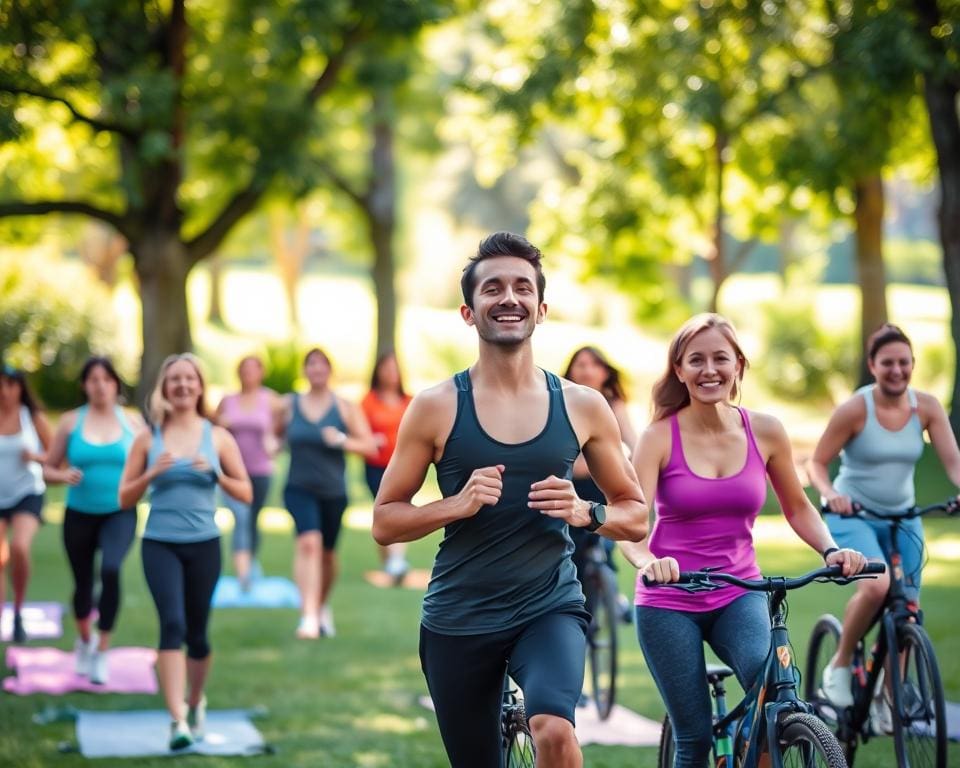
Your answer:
[3,646,158,695]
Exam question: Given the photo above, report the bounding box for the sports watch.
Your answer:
[585,501,606,532]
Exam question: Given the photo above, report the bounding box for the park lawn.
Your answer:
[2,449,958,767]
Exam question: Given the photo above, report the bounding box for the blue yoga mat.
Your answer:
[75,708,267,757]
[212,576,300,609]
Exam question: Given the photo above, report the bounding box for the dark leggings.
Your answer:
[636,592,771,768]
[420,608,589,768]
[141,537,221,659]
[62,507,137,632]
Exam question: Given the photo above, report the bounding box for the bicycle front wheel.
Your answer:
[503,703,536,768]
[587,567,619,721]
[777,713,847,768]
[890,622,947,768]
[657,714,675,768]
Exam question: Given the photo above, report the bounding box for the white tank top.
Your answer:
[0,406,45,507]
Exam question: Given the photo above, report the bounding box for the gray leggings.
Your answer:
[636,592,770,768]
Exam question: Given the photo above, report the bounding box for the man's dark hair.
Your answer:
[460,231,546,308]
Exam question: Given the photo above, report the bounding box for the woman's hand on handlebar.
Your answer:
[825,547,868,577]
[641,557,680,584]
[823,492,855,516]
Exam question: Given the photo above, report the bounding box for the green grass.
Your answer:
[2,451,959,767]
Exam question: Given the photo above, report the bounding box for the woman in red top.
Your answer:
[361,351,412,584]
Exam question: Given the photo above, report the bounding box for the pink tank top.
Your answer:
[634,408,767,612]
[222,390,274,477]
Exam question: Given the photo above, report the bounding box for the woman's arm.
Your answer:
[25,411,52,464]
[920,393,960,492]
[807,397,863,515]
[618,422,666,571]
[119,429,166,508]
[42,410,82,485]
[760,412,865,576]
[611,399,638,460]
[323,399,379,456]
[213,426,252,503]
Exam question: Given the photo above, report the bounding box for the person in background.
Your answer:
[361,350,413,584]
[119,353,251,750]
[279,348,377,639]
[43,356,144,683]
[808,323,960,723]
[216,355,281,590]
[0,363,51,644]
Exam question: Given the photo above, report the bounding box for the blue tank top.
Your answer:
[833,385,925,516]
[143,420,221,542]
[66,406,135,514]
[285,394,347,498]
[422,369,584,635]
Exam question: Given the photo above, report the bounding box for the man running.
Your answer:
[373,232,648,768]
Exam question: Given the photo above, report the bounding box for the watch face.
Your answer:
[594,503,606,525]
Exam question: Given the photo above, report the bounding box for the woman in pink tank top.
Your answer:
[620,314,866,768]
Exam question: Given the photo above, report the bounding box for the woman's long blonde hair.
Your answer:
[651,313,749,422]
[148,353,208,425]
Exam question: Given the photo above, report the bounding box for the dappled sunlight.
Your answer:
[353,713,430,736]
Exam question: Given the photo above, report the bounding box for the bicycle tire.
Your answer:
[804,614,858,764]
[503,707,536,768]
[776,712,847,768]
[587,566,618,721]
[890,622,947,768]
[657,714,675,768]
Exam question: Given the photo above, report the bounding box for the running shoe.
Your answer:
[74,634,96,676]
[319,605,336,638]
[821,664,855,709]
[89,649,109,685]
[384,555,410,586]
[12,612,26,643]
[296,614,320,639]
[169,720,194,751]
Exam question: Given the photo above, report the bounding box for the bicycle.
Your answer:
[806,499,958,768]
[649,563,884,768]
[579,536,619,720]
[501,675,535,767]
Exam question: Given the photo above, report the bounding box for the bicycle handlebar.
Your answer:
[642,562,886,593]
[820,498,959,521]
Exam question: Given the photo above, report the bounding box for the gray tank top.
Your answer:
[422,369,584,635]
[143,420,221,542]
[285,394,347,498]
[833,385,925,515]
[0,405,44,506]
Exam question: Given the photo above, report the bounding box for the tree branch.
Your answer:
[186,25,369,263]
[0,84,138,138]
[0,200,129,235]
[316,160,368,208]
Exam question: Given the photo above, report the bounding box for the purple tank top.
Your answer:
[635,407,767,612]
[222,390,273,477]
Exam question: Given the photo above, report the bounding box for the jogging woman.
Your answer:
[119,353,250,750]
[44,357,143,683]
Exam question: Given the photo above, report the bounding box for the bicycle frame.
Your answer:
[711,584,813,768]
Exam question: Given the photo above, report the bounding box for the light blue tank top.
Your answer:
[66,406,135,514]
[833,385,925,515]
[143,420,221,543]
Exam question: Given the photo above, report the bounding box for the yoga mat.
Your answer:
[75,708,268,757]
[913,700,960,742]
[3,646,158,695]
[363,569,431,590]
[212,576,300,608]
[1,602,63,641]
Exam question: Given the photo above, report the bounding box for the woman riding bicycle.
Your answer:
[808,323,960,711]
[620,313,867,768]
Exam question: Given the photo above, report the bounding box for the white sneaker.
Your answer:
[319,605,336,638]
[295,614,319,639]
[384,555,410,586]
[89,649,109,685]
[169,719,194,751]
[822,664,855,708]
[74,634,97,677]
[187,695,207,740]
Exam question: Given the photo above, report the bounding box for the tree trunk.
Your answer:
[921,77,960,437]
[132,234,193,410]
[366,88,398,358]
[207,254,225,325]
[853,175,889,387]
[707,130,728,314]
[269,206,310,332]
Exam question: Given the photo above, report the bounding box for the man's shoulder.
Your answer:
[404,379,458,430]
[556,376,607,412]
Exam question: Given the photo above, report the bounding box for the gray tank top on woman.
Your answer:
[421,369,584,636]
[144,420,221,543]
[285,394,347,498]
[833,385,925,515]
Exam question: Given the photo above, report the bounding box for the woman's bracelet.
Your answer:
[821,546,840,562]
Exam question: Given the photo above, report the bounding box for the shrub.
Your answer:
[262,341,303,394]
